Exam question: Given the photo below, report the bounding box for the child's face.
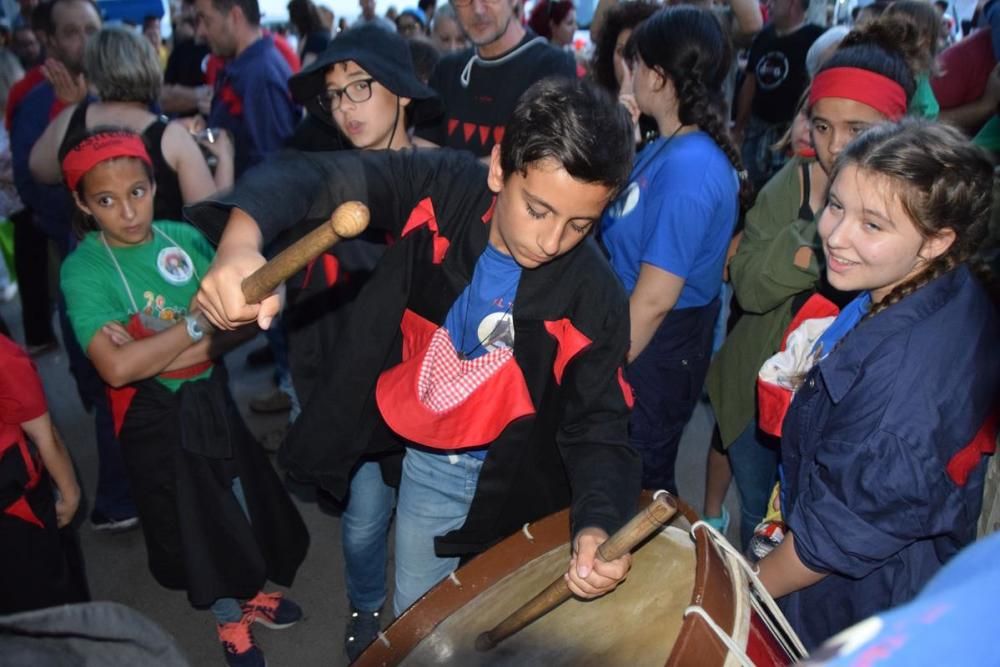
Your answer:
[809,97,886,173]
[73,158,156,248]
[818,164,954,303]
[486,146,613,269]
[324,60,410,151]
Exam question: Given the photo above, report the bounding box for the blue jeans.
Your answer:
[266,315,302,422]
[727,419,780,551]
[210,478,249,623]
[343,461,396,612]
[393,449,482,616]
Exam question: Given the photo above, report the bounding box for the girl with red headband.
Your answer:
[755,120,997,649]
[705,22,917,550]
[57,128,308,667]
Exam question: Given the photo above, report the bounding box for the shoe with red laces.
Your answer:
[243,591,303,630]
[217,614,265,667]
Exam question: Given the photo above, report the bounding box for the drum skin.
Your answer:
[356,495,793,667]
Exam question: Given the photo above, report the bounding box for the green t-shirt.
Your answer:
[908,74,940,120]
[60,220,216,391]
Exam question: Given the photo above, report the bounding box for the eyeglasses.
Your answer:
[317,78,375,112]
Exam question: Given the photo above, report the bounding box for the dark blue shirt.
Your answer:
[442,242,522,459]
[778,266,999,649]
[10,81,75,255]
[208,36,298,177]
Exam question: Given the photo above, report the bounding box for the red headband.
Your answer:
[61,132,153,192]
[808,67,908,121]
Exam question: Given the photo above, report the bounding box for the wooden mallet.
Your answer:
[474,492,679,652]
[236,200,370,304]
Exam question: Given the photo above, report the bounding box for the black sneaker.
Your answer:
[344,608,382,662]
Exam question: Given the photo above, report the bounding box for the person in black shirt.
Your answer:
[414,0,575,157]
[190,78,641,644]
[734,0,823,189]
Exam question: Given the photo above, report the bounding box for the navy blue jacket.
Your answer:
[10,81,75,255]
[208,36,298,178]
[778,266,999,649]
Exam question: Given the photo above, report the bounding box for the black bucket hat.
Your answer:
[289,24,440,127]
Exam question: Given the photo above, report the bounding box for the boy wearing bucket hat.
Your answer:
[289,24,440,152]
[287,25,442,659]
[189,77,640,656]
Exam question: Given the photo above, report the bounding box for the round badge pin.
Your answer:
[157,246,195,285]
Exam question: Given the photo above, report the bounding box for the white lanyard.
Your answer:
[100,224,201,315]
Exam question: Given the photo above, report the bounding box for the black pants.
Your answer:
[12,209,55,346]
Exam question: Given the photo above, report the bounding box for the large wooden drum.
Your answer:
[356,495,805,666]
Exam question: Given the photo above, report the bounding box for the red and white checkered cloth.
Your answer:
[417,328,514,414]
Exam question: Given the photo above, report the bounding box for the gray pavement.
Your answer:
[1,297,738,667]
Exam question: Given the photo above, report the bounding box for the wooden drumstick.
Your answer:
[474,492,679,652]
[240,200,370,304]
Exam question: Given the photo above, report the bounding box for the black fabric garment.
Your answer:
[61,102,185,222]
[11,206,55,346]
[415,32,575,157]
[164,38,210,88]
[186,148,640,559]
[117,367,308,607]
[0,450,89,614]
[287,114,350,153]
[141,119,186,222]
[747,23,825,125]
[300,30,331,63]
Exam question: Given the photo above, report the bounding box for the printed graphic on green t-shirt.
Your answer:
[60,221,216,391]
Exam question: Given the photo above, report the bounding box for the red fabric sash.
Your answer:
[757,294,841,438]
[2,437,44,528]
[947,411,998,487]
[107,314,213,437]
[375,309,535,449]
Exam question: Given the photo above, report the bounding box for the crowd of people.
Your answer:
[0,0,997,664]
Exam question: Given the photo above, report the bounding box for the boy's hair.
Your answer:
[85,27,162,104]
[211,0,261,26]
[500,78,633,193]
[831,120,995,315]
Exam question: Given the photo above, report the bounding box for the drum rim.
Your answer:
[354,492,701,666]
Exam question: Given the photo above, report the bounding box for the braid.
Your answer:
[867,255,956,317]
[675,71,756,212]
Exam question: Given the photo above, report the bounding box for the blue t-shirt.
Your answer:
[810,531,1000,667]
[442,243,522,458]
[600,131,738,309]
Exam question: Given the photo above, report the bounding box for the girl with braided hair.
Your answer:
[756,119,999,649]
[599,5,749,494]
[706,19,922,549]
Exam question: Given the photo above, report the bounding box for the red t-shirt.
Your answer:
[932,29,996,110]
[0,335,48,526]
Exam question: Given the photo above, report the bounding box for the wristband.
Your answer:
[184,314,205,342]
